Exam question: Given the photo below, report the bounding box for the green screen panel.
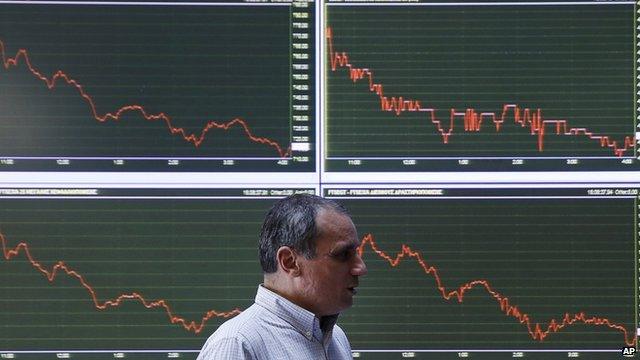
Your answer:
[0,192,277,357]
[324,1,637,171]
[328,188,637,359]
[0,1,315,171]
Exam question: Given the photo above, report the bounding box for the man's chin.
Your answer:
[341,294,355,309]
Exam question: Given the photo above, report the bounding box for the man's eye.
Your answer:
[331,250,353,262]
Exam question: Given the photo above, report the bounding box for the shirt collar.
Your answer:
[255,284,339,342]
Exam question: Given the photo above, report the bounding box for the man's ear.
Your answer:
[276,246,301,276]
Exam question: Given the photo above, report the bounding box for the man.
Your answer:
[197,194,367,359]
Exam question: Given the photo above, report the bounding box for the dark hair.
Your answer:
[259,194,349,273]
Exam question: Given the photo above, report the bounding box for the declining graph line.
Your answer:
[0,231,241,334]
[3,227,635,345]
[327,28,634,157]
[357,233,637,347]
[0,39,291,158]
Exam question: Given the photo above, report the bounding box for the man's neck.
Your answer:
[263,275,317,315]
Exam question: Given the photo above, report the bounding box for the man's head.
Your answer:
[259,194,367,316]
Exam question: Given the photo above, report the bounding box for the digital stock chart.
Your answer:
[0,0,639,358]
[0,1,315,171]
[326,187,638,359]
[0,189,316,358]
[324,1,638,171]
[0,187,636,359]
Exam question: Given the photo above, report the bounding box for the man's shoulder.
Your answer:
[210,303,266,340]
[196,304,267,360]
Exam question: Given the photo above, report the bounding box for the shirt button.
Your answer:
[305,331,311,337]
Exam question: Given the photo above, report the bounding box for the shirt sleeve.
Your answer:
[196,336,256,360]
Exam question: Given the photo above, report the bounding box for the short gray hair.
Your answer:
[258,194,348,273]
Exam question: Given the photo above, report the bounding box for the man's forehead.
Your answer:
[316,208,356,232]
[315,209,358,248]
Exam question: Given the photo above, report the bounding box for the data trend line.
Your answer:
[327,28,634,157]
[358,233,637,347]
[3,227,634,344]
[0,232,241,334]
[0,39,291,158]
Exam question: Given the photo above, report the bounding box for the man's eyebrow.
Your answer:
[330,242,359,253]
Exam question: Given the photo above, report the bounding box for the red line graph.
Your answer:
[327,28,635,157]
[0,39,291,158]
[3,228,636,345]
[358,233,637,347]
[0,232,241,335]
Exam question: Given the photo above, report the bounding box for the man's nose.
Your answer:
[351,254,367,276]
